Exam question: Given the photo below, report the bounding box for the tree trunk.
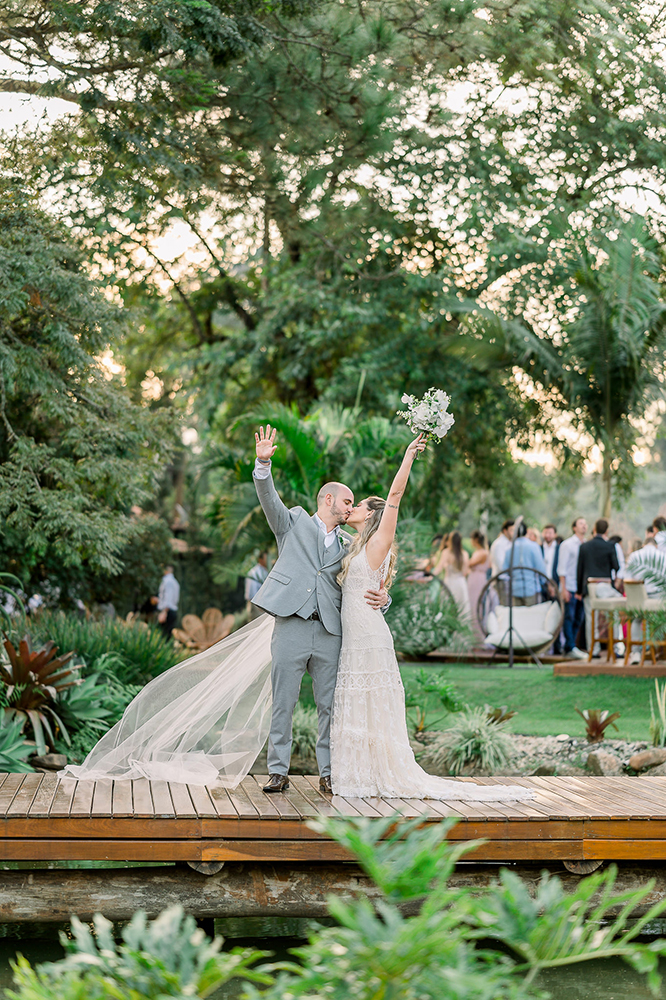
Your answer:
[600,448,612,519]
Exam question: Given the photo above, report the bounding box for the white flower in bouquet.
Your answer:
[397,387,455,441]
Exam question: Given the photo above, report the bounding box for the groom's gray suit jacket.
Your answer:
[252,472,350,635]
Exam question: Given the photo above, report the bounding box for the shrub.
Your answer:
[31,612,180,684]
[389,578,472,658]
[0,636,79,755]
[650,680,666,748]
[575,708,621,743]
[55,672,142,763]
[9,820,666,1000]
[7,905,270,1000]
[419,707,514,775]
[291,702,318,758]
[0,716,34,772]
[404,668,464,735]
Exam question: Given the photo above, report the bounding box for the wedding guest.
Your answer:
[501,522,546,606]
[541,523,561,652]
[526,526,542,546]
[490,519,515,604]
[432,532,471,619]
[576,519,622,656]
[157,565,180,639]
[608,534,625,581]
[467,530,490,639]
[541,524,560,584]
[490,519,515,576]
[245,550,269,621]
[624,528,666,663]
[558,516,588,660]
[654,516,666,549]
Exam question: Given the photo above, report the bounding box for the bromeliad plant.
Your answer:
[1,636,79,755]
[575,708,621,743]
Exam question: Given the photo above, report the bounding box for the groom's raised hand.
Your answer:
[256,424,278,462]
[364,577,390,609]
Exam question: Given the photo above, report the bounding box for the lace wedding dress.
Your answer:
[330,548,533,801]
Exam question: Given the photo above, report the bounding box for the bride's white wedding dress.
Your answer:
[64,549,532,801]
[330,548,532,801]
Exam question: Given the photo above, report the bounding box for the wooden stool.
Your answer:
[587,578,625,664]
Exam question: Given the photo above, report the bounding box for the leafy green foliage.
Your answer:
[0,180,170,598]
[30,613,180,685]
[404,667,464,735]
[420,707,515,776]
[290,702,318,759]
[10,818,666,999]
[390,577,473,659]
[650,680,666,748]
[575,708,621,744]
[486,706,518,725]
[0,636,78,755]
[245,816,666,999]
[7,905,271,1000]
[0,716,35,773]
[465,217,666,514]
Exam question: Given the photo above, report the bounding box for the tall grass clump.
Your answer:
[419,707,514,775]
[31,612,180,684]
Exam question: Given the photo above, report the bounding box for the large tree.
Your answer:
[461,215,666,516]
[0,179,170,595]
[2,0,666,526]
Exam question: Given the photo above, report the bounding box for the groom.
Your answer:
[252,424,389,793]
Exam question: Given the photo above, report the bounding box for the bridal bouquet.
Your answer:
[397,387,455,441]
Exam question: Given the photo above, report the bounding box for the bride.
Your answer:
[63,437,531,803]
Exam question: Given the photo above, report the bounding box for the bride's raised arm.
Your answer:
[365,434,426,571]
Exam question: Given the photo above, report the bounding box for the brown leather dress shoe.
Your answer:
[319,775,333,794]
[262,774,290,793]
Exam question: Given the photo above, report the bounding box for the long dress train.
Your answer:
[329,548,533,801]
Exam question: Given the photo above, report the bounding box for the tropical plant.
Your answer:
[466,217,666,516]
[420,707,515,776]
[486,706,518,725]
[0,636,79,755]
[404,668,464,736]
[575,708,621,744]
[246,815,666,1000]
[10,817,666,1000]
[649,680,666,748]
[172,609,235,653]
[389,577,473,659]
[0,574,26,635]
[291,703,319,760]
[30,613,180,684]
[0,716,34,773]
[7,905,270,1000]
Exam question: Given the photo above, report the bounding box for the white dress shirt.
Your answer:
[158,572,180,612]
[542,540,558,580]
[490,534,511,576]
[558,535,582,594]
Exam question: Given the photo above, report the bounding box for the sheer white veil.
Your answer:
[61,615,274,786]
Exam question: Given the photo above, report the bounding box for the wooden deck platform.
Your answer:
[554,659,666,677]
[2,772,666,865]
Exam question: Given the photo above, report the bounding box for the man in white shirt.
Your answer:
[558,517,587,659]
[157,565,180,639]
[490,519,514,603]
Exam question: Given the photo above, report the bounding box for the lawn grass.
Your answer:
[401,664,656,742]
[299,665,658,742]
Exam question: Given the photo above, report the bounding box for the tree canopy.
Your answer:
[0,179,170,595]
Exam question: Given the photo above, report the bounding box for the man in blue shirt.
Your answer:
[502,524,547,605]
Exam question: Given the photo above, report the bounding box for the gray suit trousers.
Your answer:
[268,615,342,777]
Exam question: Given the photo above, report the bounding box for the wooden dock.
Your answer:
[2,772,666,865]
[554,659,666,677]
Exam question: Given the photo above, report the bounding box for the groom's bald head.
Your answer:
[317,482,354,527]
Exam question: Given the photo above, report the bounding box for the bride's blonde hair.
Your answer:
[337,496,398,588]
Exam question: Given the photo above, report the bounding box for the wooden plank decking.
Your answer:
[1,773,666,864]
